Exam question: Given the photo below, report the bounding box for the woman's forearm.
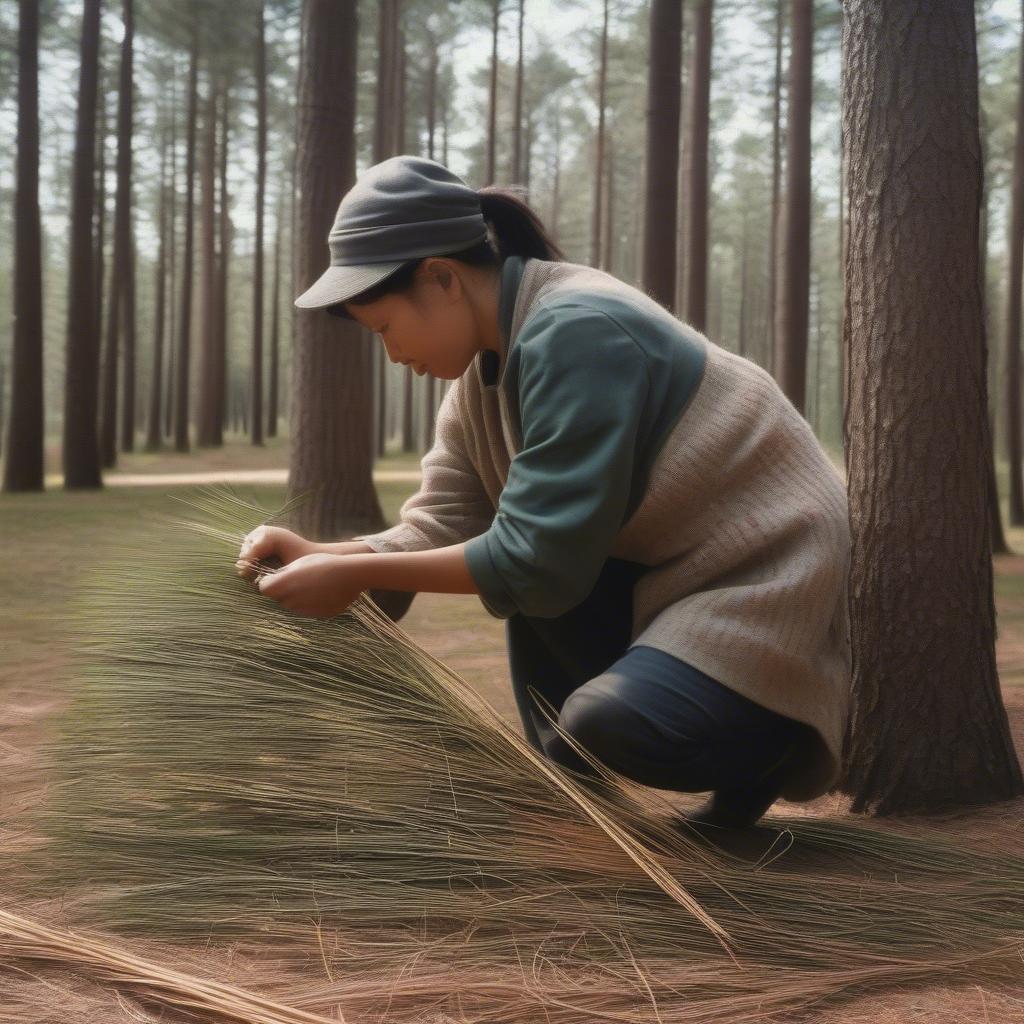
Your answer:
[344,542,480,597]
[320,539,377,557]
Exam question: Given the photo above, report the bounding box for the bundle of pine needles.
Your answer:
[4,485,1022,1023]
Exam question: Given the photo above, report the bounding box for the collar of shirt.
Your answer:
[479,253,526,390]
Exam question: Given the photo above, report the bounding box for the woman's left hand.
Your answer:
[256,553,365,619]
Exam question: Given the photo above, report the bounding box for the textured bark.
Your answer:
[4,0,44,492]
[174,22,199,452]
[642,0,682,312]
[290,0,383,541]
[775,0,812,413]
[768,0,783,375]
[1005,5,1024,524]
[63,0,103,489]
[117,0,136,453]
[682,0,711,332]
[251,1,266,447]
[841,0,1023,813]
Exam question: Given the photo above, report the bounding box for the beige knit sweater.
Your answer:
[354,257,852,802]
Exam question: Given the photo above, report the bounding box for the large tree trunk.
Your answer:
[841,0,1023,813]
[682,0,712,332]
[1005,4,1024,525]
[251,0,267,447]
[95,83,106,379]
[768,0,784,375]
[775,0,812,413]
[63,0,103,489]
[4,0,44,492]
[290,0,384,540]
[197,75,217,446]
[174,22,199,452]
[590,0,609,268]
[117,0,136,454]
[642,0,683,312]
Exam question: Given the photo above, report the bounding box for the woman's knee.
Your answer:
[557,679,643,767]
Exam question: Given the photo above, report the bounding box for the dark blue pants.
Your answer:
[505,556,813,793]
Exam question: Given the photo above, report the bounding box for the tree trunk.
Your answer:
[4,0,44,493]
[768,0,784,375]
[590,0,609,268]
[117,0,136,454]
[841,0,1023,813]
[165,70,177,441]
[95,79,107,396]
[511,0,525,182]
[290,0,384,541]
[197,75,217,446]
[775,0,812,413]
[1005,3,1024,525]
[100,0,135,468]
[486,0,499,185]
[642,0,683,312]
[174,21,199,453]
[64,0,103,488]
[268,189,282,439]
[146,118,169,451]
[682,0,712,332]
[215,84,230,445]
[250,2,266,446]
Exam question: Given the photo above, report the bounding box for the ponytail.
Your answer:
[476,186,566,262]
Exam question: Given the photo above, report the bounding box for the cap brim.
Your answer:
[293,261,406,312]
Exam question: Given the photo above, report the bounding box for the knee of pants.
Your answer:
[557,685,626,765]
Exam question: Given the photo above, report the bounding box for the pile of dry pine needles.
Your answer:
[1,485,1022,1023]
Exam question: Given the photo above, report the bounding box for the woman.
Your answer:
[237,154,852,833]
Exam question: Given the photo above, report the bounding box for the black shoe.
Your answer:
[681,734,804,830]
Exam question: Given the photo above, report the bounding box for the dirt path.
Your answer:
[41,468,422,487]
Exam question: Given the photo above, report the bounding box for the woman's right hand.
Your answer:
[235,525,318,580]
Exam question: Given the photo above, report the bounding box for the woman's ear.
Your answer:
[418,258,463,307]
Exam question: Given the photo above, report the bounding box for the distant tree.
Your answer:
[590,0,609,268]
[64,0,103,489]
[197,73,218,446]
[775,0,813,412]
[682,0,712,331]
[841,0,1023,813]
[251,0,267,447]
[174,15,199,452]
[146,114,169,452]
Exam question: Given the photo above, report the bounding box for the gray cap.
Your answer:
[294,154,490,313]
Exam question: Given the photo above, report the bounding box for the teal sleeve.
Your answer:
[463,305,650,619]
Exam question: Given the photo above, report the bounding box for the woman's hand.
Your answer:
[236,525,318,580]
[256,553,366,619]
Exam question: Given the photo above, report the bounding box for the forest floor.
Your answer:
[0,437,1023,1021]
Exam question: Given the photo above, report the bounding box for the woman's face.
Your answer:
[343,260,482,380]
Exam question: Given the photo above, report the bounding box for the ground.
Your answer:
[0,431,1022,1022]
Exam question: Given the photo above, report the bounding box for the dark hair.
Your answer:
[330,185,565,319]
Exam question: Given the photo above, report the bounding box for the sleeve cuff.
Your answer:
[463,531,520,619]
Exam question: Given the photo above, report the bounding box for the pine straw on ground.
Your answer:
[0,485,1022,1023]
